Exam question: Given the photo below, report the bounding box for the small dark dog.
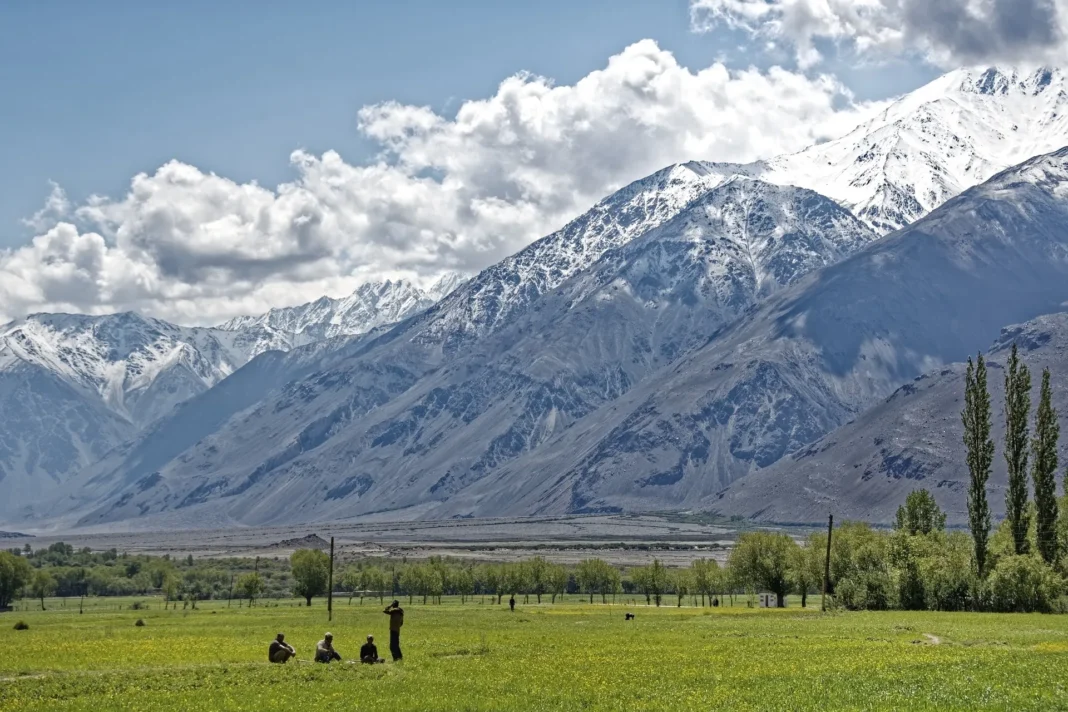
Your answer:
[625,613,635,620]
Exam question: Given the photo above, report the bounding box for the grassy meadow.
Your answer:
[2,595,1067,711]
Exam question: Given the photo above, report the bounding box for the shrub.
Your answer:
[13,620,28,630]
[835,570,894,611]
[897,559,926,611]
[985,555,1062,613]
[135,618,145,627]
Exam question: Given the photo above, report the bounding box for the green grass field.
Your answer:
[2,596,1067,711]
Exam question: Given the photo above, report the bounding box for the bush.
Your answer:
[897,559,926,611]
[985,555,1062,613]
[135,618,145,627]
[835,570,894,611]
[13,620,28,630]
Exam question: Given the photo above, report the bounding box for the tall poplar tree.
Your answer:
[963,354,994,577]
[1003,343,1032,555]
[1032,368,1060,565]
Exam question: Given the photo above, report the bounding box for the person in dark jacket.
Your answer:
[269,633,296,663]
[509,595,515,612]
[384,600,404,661]
[361,634,385,664]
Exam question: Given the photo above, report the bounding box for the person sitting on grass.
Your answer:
[315,632,342,663]
[360,634,385,664]
[269,633,296,663]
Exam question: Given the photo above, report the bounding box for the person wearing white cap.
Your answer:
[315,632,342,663]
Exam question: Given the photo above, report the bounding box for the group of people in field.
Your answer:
[268,600,405,665]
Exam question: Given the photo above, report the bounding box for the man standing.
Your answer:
[361,634,384,664]
[509,595,515,612]
[315,632,342,663]
[384,600,404,661]
[269,632,296,663]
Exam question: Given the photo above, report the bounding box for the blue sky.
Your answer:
[0,0,940,250]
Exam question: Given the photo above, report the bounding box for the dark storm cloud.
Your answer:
[903,0,1062,63]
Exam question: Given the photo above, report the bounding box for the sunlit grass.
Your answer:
[2,596,1067,711]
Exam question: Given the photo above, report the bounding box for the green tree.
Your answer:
[894,489,947,535]
[365,567,389,604]
[647,559,666,607]
[1032,368,1060,565]
[161,574,179,610]
[1003,343,1032,555]
[236,572,264,606]
[0,551,33,609]
[631,560,667,607]
[729,532,797,607]
[455,567,475,604]
[575,559,602,604]
[29,569,56,610]
[527,557,549,604]
[985,554,1060,613]
[691,559,714,606]
[290,549,330,606]
[671,568,692,607]
[482,565,504,604]
[789,540,821,608]
[963,354,995,576]
[547,564,568,604]
[341,568,362,604]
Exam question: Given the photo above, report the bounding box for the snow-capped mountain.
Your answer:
[416,162,739,351]
[64,179,879,527]
[0,313,300,423]
[699,67,1068,234]
[481,146,1068,518]
[15,65,1068,530]
[0,312,304,513]
[219,277,464,340]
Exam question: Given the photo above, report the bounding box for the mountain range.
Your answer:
[7,66,1068,530]
[0,277,466,516]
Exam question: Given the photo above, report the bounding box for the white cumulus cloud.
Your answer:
[0,40,887,325]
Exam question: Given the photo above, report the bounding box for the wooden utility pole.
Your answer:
[327,536,335,622]
[227,574,235,608]
[821,514,833,612]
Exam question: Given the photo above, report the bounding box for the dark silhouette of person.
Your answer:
[384,600,404,660]
[361,634,384,664]
[509,595,515,612]
[713,598,720,608]
[269,632,296,663]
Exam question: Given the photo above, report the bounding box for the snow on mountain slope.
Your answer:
[17,164,741,528]
[448,146,1068,519]
[66,179,879,528]
[0,312,306,515]
[219,278,459,340]
[712,313,1068,526]
[708,67,1068,234]
[0,313,300,423]
[415,162,740,351]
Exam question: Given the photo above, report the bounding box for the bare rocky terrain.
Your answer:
[4,514,808,567]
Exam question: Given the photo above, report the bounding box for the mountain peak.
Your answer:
[949,66,1063,96]
[220,278,441,339]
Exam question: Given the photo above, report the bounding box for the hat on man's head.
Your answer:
[367,634,374,641]
[324,632,333,639]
